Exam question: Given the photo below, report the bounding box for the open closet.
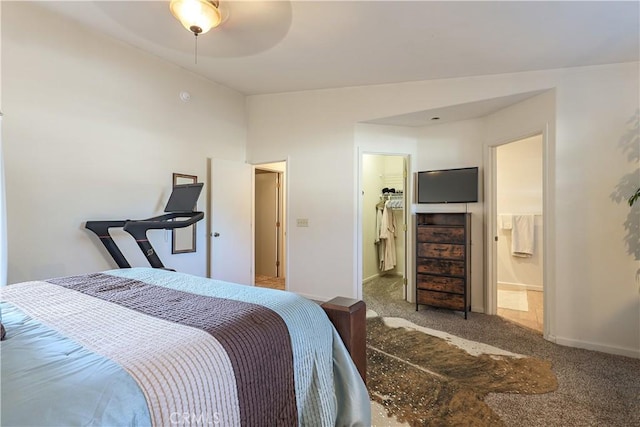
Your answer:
[362,154,407,300]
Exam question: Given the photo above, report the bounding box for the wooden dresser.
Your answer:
[415,213,471,318]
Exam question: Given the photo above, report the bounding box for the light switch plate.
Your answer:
[296,218,309,227]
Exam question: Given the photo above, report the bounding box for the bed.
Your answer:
[0,268,371,426]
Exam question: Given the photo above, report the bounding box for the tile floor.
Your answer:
[497,286,543,333]
[254,274,285,291]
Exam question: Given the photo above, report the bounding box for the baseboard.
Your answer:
[363,274,380,284]
[498,281,543,292]
[552,335,640,359]
[471,305,485,314]
[363,273,403,284]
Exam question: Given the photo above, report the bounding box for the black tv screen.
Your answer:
[417,167,478,203]
[164,183,204,212]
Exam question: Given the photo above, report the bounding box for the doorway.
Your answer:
[361,154,408,302]
[494,135,544,332]
[254,162,286,290]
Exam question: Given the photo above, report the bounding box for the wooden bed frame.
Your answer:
[321,297,367,383]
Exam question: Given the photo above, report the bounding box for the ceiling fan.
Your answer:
[41,1,293,59]
[169,0,223,37]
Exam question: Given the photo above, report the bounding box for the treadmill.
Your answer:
[85,183,204,270]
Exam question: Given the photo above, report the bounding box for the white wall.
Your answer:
[551,65,639,357]
[496,135,544,290]
[248,62,640,357]
[2,2,247,283]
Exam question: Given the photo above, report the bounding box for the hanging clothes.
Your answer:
[376,200,397,272]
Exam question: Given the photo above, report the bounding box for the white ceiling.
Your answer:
[36,1,639,125]
[363,90,547,127]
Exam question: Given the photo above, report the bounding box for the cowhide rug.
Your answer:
[366,313,558,426]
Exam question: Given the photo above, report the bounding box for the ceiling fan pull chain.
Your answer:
[195,33,198,64]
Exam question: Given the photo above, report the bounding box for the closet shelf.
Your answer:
[379,193,404,209]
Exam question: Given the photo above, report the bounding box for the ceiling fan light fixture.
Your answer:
[170,0,222,35]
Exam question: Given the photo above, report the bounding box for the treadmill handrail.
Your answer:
[86,211,205,270]
[123,211,204,232]
[122,211,205,269]
[85,220,131,268]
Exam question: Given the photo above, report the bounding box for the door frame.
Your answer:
[254,169,281,278]
[356,149,413,301]
[484,125,555,340]
[251,159,288,289]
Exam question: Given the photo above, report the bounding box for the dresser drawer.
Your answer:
[416,214,466,226]
[417,226,465,244]
[417,289,464,311]
[416,258,465,277]
[417,274,465,294]
[417,243,465,260]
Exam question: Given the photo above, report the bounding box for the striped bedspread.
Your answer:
[1,268,371,426]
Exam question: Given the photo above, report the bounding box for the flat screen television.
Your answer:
[417,167,478,203]
[164,183,204,213]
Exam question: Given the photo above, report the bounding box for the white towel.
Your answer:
[511,215,534,257]
[499,214,513,230]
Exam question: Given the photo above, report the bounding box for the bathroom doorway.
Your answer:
[495,135,544,332]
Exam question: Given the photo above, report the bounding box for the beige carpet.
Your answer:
[497,289,529,312]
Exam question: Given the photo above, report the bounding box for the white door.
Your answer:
[209,158,252,285]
